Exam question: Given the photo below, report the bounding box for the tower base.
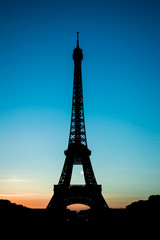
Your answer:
[47,184,109,211]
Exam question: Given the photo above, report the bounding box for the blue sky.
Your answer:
[0,0,160,208]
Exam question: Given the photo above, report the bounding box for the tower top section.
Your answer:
[73,32,83,62]
[69,32,87,148]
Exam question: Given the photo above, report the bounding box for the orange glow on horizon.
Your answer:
[0,195,50,209]
[0,194,137,209]
[67,204,90,212]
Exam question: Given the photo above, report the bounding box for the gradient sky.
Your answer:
[0,0,160,209]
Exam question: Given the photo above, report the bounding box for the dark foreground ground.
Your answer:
[1,195,160,238]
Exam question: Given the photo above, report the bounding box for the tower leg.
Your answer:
[82,156,97,185]
[58,156,73,186]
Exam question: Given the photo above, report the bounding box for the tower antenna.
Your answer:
[77,32,79,47]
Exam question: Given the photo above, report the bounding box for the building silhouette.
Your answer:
[47,33,108,212]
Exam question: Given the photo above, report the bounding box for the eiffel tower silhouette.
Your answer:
[47,33,108,211]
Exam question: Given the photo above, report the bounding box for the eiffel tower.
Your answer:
[47,33,108,211]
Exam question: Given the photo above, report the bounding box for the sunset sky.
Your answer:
[0,0,160,209]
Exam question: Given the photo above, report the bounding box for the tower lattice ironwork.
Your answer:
[47,33,108,211]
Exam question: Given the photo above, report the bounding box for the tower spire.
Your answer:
[77,32,79,47]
